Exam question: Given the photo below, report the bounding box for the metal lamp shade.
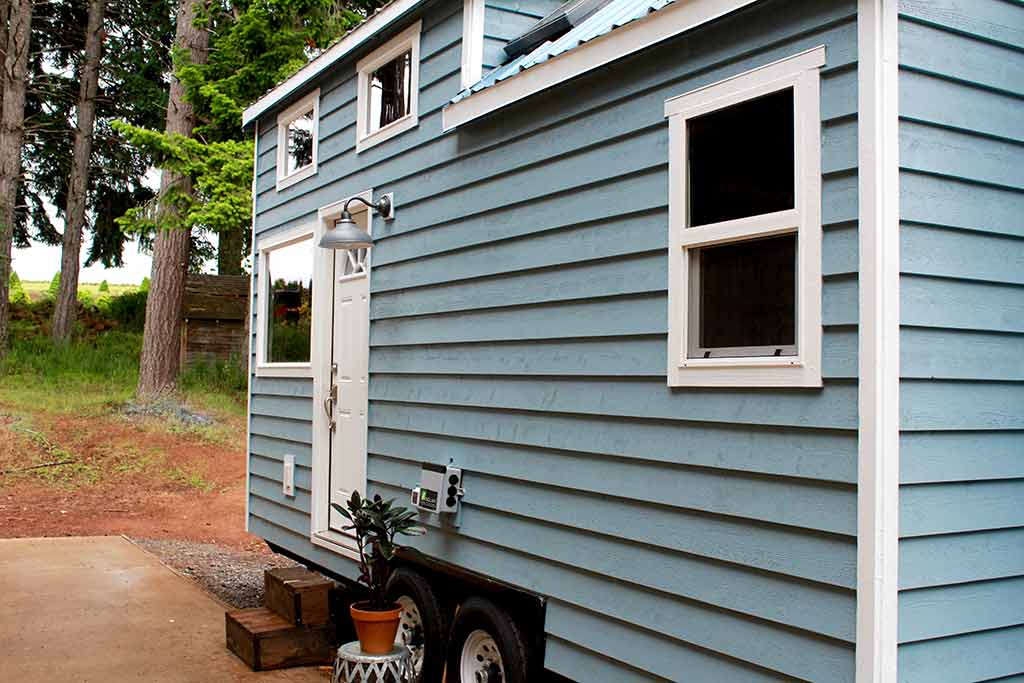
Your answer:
[319,214,373,250]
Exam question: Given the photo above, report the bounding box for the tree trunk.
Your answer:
[217,225,244,275]
[0,0,32,357]
[51,0,107,344]
[136,0,208,398]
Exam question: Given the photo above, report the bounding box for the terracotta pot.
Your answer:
[350,601,402,654]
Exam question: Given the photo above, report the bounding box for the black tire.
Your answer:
[446,597,531,683]
[386,568,447,683]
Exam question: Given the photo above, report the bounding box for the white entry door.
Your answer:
[328,242,370,533]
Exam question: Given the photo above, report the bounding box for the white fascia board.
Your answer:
[443,0,759,130]
[856,1,900,682]
[242,0,425,127]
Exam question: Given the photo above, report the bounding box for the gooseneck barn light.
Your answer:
[318,194,393,250]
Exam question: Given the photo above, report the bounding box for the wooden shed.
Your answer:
[180,274,249,367]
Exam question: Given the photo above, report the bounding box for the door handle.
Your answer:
[324,384,337,431]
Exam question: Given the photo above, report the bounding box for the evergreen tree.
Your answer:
[139,275,149,292]
[98,279,109,292]
[48,272,61,298]
[9,271,29,305]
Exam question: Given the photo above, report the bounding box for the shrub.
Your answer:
[77,289,95,307]
[179,355,247,395]
[98,279,109,292]
[139,276,150,292]
[9,271,29,305]
[104,289,148,331]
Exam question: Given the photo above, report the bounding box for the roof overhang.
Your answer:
[242,0,426,128]
[443,0,759,131]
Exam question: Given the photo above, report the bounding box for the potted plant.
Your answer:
[332,491,425,654]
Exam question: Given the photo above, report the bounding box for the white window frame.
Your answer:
[275,89,320,191]
[664,47,825,388]
[356,21,421,153]
[310,190,373,561]
[254,223,318,378]
[460,0,485,89]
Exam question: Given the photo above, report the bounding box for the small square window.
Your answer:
[276,89,319,191]
[356,21,421,152]
[367,51,413,135]
[664,47,825,387]
[285,109,315,175]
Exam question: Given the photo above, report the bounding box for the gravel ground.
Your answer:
[133,538,303,608]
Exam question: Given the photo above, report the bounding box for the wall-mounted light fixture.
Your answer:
[318,194,393,250]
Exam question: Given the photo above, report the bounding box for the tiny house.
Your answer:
[241,0,1024,681]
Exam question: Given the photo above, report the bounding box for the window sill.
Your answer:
[254,362,313,379]
[276,163,317,192]
[356,113,418,153]
[669,357,821,388]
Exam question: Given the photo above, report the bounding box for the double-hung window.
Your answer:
[276,89,319,190]
[664,47,825,387]
[356,21,421,152]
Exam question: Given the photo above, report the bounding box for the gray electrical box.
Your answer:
[411,463,462,514]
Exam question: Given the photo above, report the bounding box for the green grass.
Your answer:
[21,280,138,302]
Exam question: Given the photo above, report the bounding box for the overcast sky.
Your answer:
[13,237,154,285]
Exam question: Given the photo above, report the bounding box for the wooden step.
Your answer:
[225,607,335,671]
[265,566,333,626]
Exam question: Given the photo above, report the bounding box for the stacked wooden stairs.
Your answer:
[226,567,338,671]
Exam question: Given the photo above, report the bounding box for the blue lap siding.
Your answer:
[248,0,863,679]
[896,2,1024,681]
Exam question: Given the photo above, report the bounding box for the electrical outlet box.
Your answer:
[411,463,462,514]
[282,455,295,497]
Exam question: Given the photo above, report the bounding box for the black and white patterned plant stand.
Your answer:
[332,642,413,683]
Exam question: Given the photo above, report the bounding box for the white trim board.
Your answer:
[856,1,900,682]
[245,121,259,533]
[275,89,320,191]
[242,0,426,127]
[460,0,485,89]
[356,21,422,153]
[443,0,759,130]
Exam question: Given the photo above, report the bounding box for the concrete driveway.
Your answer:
[0,536,327,682]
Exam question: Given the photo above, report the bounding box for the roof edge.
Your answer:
[242,0,425,128]
[443,0,759,131]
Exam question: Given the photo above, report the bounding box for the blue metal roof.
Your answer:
[451,0,678,104]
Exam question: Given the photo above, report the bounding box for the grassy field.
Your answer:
[21,280,140,302]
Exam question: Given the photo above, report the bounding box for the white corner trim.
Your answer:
[443,0,759,130]
[356,21,421,153]
[460,0,485,89]
[275,89,320,191]
[664,49,824,388]
[245,121,259,533]
[253,223,317,378]
[243,0,425,127]
[856,1,900,682]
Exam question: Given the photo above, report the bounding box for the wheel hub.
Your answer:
[460,629,504,683]
[395,596,425,678]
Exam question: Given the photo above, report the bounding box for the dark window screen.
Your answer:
[687,88,794,226]
[698,234,796,351]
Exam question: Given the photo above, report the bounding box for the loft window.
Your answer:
[276,89,319,190]
[368,51,412,134]
[664,47,825,387]
[357,21,421,152]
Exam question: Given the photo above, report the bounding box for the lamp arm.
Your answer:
[342,194,391,217]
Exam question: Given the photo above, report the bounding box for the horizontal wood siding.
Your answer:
[248,0,861,679]
[896,3,1024,682]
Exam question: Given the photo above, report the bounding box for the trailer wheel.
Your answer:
[386,568,446,683]
[447,597,530,683]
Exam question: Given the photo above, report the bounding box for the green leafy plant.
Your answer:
[9,271,29,305]
[331,491,425,610]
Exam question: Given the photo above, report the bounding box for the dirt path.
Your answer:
[0,406,262,550]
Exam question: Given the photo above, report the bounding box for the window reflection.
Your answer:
[287,110,315,175]
[266,238,313,363]
[368,51,412,134]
